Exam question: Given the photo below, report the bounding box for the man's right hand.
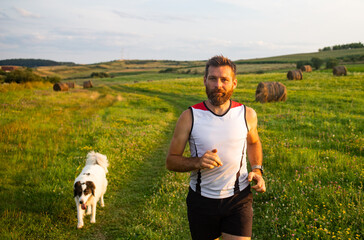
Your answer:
[197,149,223,169]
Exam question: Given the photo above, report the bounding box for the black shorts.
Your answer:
[186,185,253,240]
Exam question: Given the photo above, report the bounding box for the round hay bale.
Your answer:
[83,80,93,88]
[255,81,287,103]
[287,70,303,80]
[53,82,69,91]
[333,66,347,76]
[300,65,312,72]
[66,82,75,88]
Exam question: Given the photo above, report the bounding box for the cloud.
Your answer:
[14,7,40,18]
[0,10,10,20]
[112,10,195,23]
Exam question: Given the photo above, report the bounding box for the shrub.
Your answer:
[5,68,43,83]
[311,57,324,70]
[44,75,61,83]
[159,68,176,73]
[91,72,109,78]
[326,58,339,69]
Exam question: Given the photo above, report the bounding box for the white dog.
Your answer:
[73,151,109,229]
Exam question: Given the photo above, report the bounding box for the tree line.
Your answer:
[0,58,75,68]
[319,42,364,51]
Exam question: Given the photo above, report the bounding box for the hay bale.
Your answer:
[333,66,347,76]
[287,70,303,80]
[66,82,75,88]
[83,80,93,88]
[53,82,69,91]
[300,65,312,72]
[255,82,287,103]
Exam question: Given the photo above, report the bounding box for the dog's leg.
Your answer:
[86,205,92,215]
[100,194,105,207]
[75,198,84,229]
[90,200,97,223]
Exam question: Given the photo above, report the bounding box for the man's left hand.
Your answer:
[248,172,266,193]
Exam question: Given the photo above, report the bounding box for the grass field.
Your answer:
[0,63,363,239]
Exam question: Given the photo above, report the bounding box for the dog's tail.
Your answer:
[86,151,109,173]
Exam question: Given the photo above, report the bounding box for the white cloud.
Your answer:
[14,7,40,18]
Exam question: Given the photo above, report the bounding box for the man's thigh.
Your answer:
[221,193,253,237]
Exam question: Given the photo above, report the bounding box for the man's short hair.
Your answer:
[204,55,237,78]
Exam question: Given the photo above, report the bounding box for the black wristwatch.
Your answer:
[251,165,264,175]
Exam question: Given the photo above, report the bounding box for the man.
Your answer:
[166,55,266,240]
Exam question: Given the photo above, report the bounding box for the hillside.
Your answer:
[236,48,364,63]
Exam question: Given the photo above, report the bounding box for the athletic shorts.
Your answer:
[186,185,253,240]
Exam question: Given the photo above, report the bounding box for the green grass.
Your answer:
[0,67,363,239]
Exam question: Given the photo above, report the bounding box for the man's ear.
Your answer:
[233,78,237,89]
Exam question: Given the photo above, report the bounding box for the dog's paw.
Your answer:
[77,224,84,229]
[90,219,96,224]
[101,203,105,207]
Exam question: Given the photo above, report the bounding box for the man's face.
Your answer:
[204,65,237,106]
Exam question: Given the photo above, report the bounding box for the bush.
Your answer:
[5,68,43,83]
[44,75,61,83]
[311,57,324,70]
[91,72,109,78]
[326,58,339,69]
[159,68,176,73]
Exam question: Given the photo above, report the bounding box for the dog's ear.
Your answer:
[86,181,96,196]
[74,181,82,197]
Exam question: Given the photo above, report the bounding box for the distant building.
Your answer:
[1,66,18,72]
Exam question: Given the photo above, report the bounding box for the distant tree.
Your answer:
[311,57,324,70]
[326,58,339,69]
[319,46,332,52]
[0,58,75,68]
[319,42,364,52]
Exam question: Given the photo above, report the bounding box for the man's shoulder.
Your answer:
[231,100,243,108]
[190,102,207,110]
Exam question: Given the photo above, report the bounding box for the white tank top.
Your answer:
[189,100,249,199]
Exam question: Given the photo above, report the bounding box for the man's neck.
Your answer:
[204,99,231,115]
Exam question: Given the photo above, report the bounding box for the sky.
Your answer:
[1,0,363,64]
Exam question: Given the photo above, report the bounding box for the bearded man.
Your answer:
[166,55,266,240]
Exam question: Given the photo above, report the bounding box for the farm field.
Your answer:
[0,63,363,239]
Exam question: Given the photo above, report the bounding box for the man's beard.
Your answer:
[205,87,234,106]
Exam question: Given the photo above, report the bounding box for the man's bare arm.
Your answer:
[246,106,266,192]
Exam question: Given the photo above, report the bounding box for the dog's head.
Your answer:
[74,181,95,210]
